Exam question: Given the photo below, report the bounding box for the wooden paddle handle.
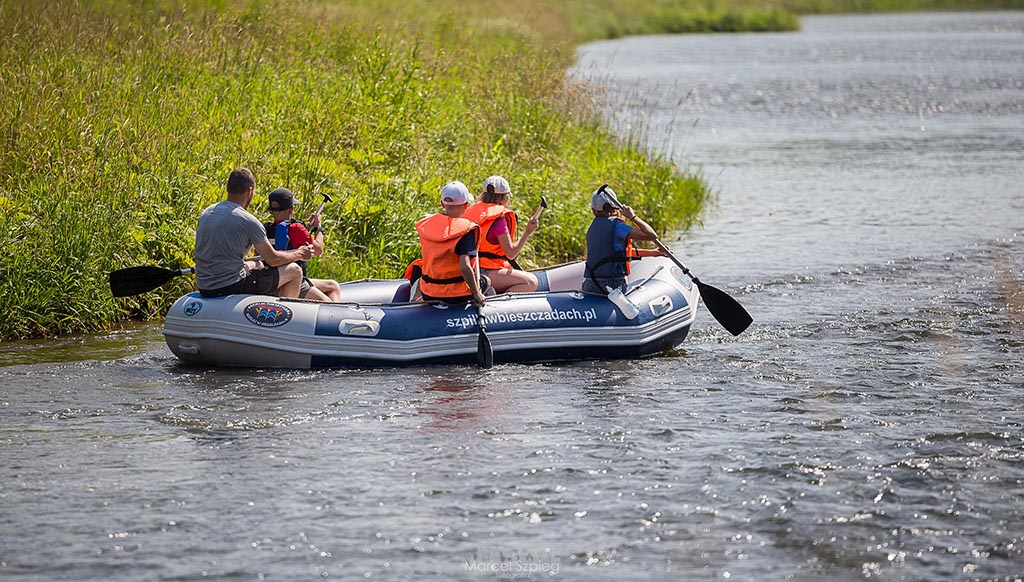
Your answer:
[529,195,547,221]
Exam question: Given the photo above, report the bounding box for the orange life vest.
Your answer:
[415,213,478,299]
[625,236,638,275]
[463,202,517,270]
[403,259,423,282]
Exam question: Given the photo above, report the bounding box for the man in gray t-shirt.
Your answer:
[194,168,312,298]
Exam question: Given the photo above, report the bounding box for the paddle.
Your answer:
[598,184,753,336]
[474,258,494,367]
[109,266,195,297]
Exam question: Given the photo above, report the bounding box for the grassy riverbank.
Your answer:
[2,0,1019,339]
[1,0,715,339]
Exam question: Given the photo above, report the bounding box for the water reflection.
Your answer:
[0,322,164,367]
[992,239,1024,342]
[415,373,508,432]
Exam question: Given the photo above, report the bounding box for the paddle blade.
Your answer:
[476,308,494,368]
[109,266,186,297]
[477,329,493,368]
[475,329,491,366]
[695,279,753,336]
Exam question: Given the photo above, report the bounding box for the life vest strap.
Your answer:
[421,273,465,285]
[585,255,641,280]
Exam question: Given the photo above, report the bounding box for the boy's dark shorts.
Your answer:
[199,267,280,298]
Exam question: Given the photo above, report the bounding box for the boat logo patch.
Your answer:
[183,300,203,316]
[671,267,692,290]
[243,301,293,327]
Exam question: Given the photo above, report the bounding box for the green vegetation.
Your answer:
[2,0,1019,339]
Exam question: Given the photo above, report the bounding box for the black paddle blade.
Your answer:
[109,266,184,297]
[477,329,493,368]
[476,310,494,368]
[540,195,548,209]
[695,279,753,336]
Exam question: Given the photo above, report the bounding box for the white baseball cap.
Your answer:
[591,184,622,211]
[482,175,511,195]
[441,181,473,206]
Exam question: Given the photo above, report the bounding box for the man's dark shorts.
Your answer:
[199,267,279,298]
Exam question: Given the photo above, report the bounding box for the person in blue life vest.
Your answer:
[264,187,342,302]
[462,176,540,294]
[413,181,489,306]
[583,184,666,295]
[194,168,312,298]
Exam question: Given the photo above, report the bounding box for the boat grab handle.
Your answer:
[648,295,674,317]
[176,342,200,355]
[339,319,380,336]
[625,265,664,296]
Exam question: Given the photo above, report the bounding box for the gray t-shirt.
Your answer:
[194,200,269,290]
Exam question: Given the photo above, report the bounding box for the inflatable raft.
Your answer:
[163,256,700,368]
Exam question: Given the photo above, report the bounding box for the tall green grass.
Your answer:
[0,0,711,339]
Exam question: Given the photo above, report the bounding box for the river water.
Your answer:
[2,12,1023,582]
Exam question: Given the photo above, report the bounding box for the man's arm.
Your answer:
[253,239,312,267]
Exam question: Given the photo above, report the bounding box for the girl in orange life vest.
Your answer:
[414,181,488,306]
[264,187,343,301]
[583,185,666,295]
[462,175,540,294]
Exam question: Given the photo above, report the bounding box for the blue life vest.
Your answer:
[585,216,636,281]
[263,219,308,276]
[265,219,298,250]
